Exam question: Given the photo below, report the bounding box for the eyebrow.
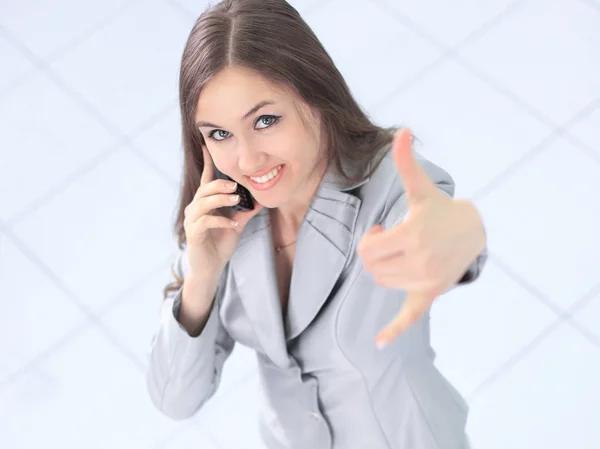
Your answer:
[196,100,276,128]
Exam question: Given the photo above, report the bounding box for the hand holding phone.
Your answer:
[182,148,262,282]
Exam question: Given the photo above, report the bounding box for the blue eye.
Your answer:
[207,129,230,142]
[256,115,279,129]
[206,114,281,143]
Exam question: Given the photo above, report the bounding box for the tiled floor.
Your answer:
[1,0,599,448]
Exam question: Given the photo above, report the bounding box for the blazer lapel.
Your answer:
[230,208,289,367]
[285,181,364,341]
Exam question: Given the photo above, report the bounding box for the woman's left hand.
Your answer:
[357,128,486,348]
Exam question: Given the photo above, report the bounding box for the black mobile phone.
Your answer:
[214,167,255,212]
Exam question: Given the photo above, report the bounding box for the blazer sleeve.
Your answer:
[145,249,235,420]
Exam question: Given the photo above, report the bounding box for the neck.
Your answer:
[271,161,327,235]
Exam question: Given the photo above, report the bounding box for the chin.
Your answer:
[252,195,284,209]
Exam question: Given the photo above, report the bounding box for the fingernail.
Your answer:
[226,182,237,190]
[230,195,239,202]
[231,220,239,227]
[376,338,389,350]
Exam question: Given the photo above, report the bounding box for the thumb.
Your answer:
[392,128,435,202]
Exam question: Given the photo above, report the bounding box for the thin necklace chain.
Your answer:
[275,240,296,253]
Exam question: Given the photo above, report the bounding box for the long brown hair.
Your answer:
[165,0,399,298]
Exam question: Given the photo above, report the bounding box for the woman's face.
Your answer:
[195,66,326,210]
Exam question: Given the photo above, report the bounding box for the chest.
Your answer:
[273,245,295,315]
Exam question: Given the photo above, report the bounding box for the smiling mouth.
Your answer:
[248,165,282,184]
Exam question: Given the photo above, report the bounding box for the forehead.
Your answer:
[195,66,291,121]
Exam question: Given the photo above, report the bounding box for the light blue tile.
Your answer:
[0,346,26,387]
[0,326,183,449]
[0,235,87,384]
[572,292,600,341]
[378,0,519,47]
[157,424,223,449]
[466,324,600,449]
[98,260,175,366]
[132,107,184,184]
[11,148,180,311]
[302,0,442,110]
[99,258,258,390]
[0,72,116,222]
[0,0,134,62]
[569,106,600,155]
[48,0,193,135]
[475,136,600,310]
[165,0,218,18]
[431,258,557,399]
[371,59,552,198]
[169,0,325,19]
[0,35,36,94]
[287,0,330,15]
[458,0,600,125]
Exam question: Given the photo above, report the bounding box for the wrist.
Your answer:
[457,199,487,254]
[181,271,219,316]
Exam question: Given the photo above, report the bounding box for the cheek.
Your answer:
[210,153,238,177]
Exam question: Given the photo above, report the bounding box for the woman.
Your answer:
[147,1,487,448]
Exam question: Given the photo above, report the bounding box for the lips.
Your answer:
[249,165,282,184]
[246,164,285,191]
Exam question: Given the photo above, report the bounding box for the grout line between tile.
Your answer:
[5,144,123,227]
[367,0,528,64]
[0,319,92,391]
[565,281,600,317]
[369,0,600,204]
[466,260,600,400]
[470,97,600,201]
[562,282,600,350]
[469,130,558,201]
[449,0,529,53]
[579,0,600,13]
[467,317,564,400]
[567,319,600,351]
[1,22,184,209]
[39,0,143,66]
[95,254,175,317]
[368,55,450,113]
[490,255,569,318]
[41,65,181,199]
[0,227,149,385]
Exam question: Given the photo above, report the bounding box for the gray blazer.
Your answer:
[146,148,486,449]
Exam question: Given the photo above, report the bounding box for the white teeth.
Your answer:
[250,165,282,183]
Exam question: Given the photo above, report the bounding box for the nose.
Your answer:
[237,141,268,175]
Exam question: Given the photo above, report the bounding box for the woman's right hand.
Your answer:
[183,147,263,281]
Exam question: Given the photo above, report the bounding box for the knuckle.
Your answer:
[197,214,209,227]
